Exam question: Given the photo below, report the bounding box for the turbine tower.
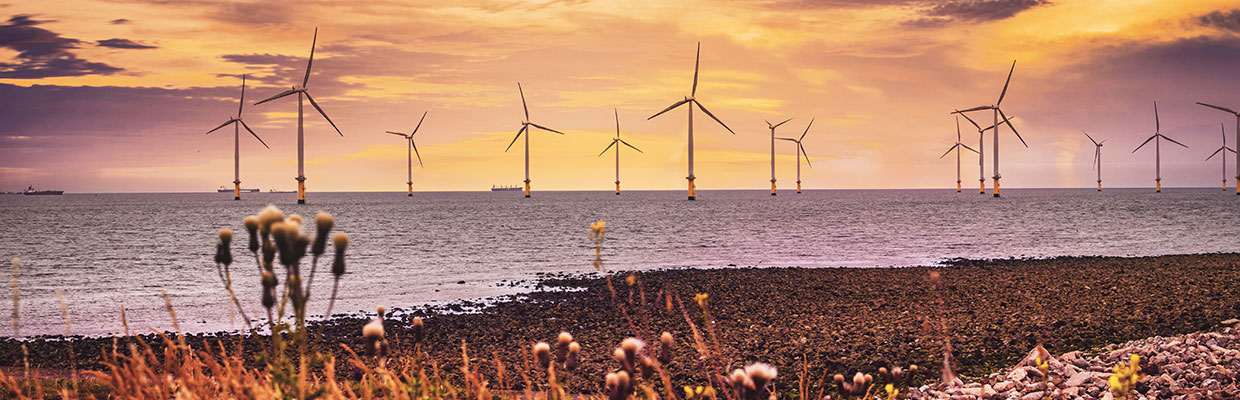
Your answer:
[254,28,343,204]
[1196,102,1240,194]
[775,118,813,194]
[385,111,427,197]
[953,60,1025,197]
[1205,123,1235,190]
[764,117,792,196]
[956,111,1014,194]
[648,42,735,200]
[1132,102,1188,193]
[598,109,643,195]
[204,75,269,200]
[504,83,565,198]
[939,116,979,192]
[1083,131,1108,191]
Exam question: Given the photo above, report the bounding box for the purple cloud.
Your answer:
[0,15,122,78]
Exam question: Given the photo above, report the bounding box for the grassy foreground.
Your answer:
[1,207,1237,399]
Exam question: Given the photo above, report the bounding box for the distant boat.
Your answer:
[491,185,522,192]
[23,185,62,195]
[268,188,295,193]
[218,185,259,193]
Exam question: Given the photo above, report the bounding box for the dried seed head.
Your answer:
[852,372,865,390]
[606,370,631,400]
[533,341,552,369]
[556,331,573,363]
[568,341,580,354]
[620,337,644,355]
[658,332,673,364]
[833,374,844,384]
[243,216,260,252]
[565,342,580,371]
[287,214,302,225]
[660,331,673,346]
[332,233,348,276]
[730,368,754,396]
[312,212,334,256]
[258,205,284,235]
[744,363,777,392]
[412,317,424,343]
[215,236,233,266]
[260,271,277,308]
[261,241,276,270]
[218,229,233,244]
[363,318,385,357]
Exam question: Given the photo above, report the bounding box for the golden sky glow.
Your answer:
[3,0,1240,192]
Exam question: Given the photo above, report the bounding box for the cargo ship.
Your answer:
[218,185,260,193]
[23,185,63,195]
[491,185,522,192]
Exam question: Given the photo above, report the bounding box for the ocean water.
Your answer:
[1,188,1238,336]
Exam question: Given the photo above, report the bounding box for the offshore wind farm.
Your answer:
[7,1,1240,399]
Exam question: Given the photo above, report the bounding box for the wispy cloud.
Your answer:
[0,15,122,78]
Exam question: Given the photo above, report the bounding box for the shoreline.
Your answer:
[2,253,1239,392]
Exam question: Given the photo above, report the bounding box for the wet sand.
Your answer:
[2,254,1238,392]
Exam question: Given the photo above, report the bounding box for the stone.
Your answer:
[1007,368,1028,382]
[1019,391,1043,400]
[1064,371,1093,387]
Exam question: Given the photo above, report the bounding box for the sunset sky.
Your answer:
[3,0,1240,192]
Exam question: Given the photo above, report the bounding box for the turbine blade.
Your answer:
[1154,101,1160,133]
[776,137,797,142]
[691,42,700,97]
[599,140,617,156]
[997,60,1015,105]
[1133,135,1157,153]
[254,89,297,105]
[411,140,423,167]
[953,106,992,114]
[801,117,813,141]
[957,111,982,131]
[205,119,232,135]
[647,99,690,120]
[1092,148,1098,170]
[940,144,959,159]
[620,139,643,153]
[1207,147,1224,161]
[238,74,246,117]
[959,143,979,154]
[387,131,409,138]
[694,100,734,134]
[1229,147,1238,154]
[239,120,269,149]
[530,123,564,135]
[1083,131,1098,145]
[303,27,317,87]
[614,108,620,137]
[1197,102,1238,115]
[998,109,1026,147]
[518,82,529,121]
[773,117,793,129]
[1161,134,1188,148]
[505,125,527,152]
[304,92,342,136]
[955,115,961,140]
[411,111,427,135]
[800,144,811,168]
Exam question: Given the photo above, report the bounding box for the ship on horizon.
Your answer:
[491,185,522,192]
[218,185,260,193]
[23,185,63,195]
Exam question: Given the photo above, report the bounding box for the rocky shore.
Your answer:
[912,321,1240,399]
[1,253,1239,397]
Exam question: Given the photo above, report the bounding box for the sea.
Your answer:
[1,188,1238,336]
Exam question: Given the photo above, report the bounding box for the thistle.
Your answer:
[243,216,260,253]
[215,229,233,266]
[566,341,581,371]
[325,232,349,317]
[658,331,673,364]
[257,204,284,240]
[534,341,552,369]
[312,212,333,257]
[363,308,387,359]
[412,316,424,344]
[729,363,777,400]
[555,331,573,364]
[605,370,632,400]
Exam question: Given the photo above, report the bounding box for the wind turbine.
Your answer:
[956,111,1014,194]
[939,116,979,192]
[599,109,643,195]
[254,27,343,204]
[953,60,1026,197]
[504,83,564,198]
[1132,101,1188,193]
[205,75,269,200]
[1082,131,1109,191]
[1196,101,1240,194]
[385,111,427,197]
[648,42,735,200]
[775,118,813,194]
[1205,122,1235,191]
[764,117,792,196]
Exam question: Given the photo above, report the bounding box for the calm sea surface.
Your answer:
[1,189,1238,336]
